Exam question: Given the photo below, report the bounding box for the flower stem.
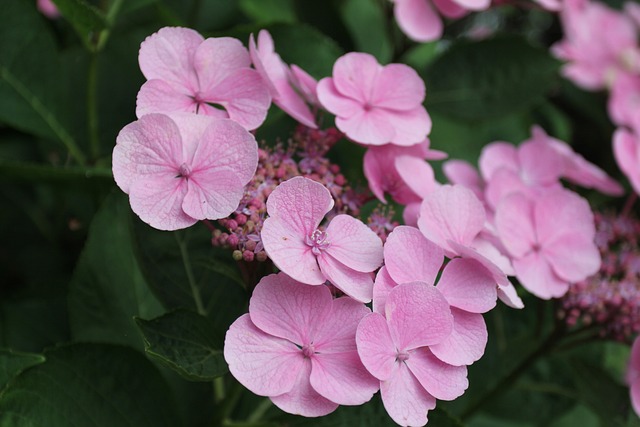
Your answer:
[175,232,206,316]
[87,53,100,161]
[246,398,272,423]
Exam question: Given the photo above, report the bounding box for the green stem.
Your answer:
[246,398,272,423]
[87,53,100,160]
[460,323,566,420]
[214,377,226,404]
[95,0,124,51]
[175,232,206,316]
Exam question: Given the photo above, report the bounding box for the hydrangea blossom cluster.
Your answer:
[559,212,640,342]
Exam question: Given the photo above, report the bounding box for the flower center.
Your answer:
[177,163,191,179]
[305,229,330,255]
[302,344,316,359]
[396,351,410,362]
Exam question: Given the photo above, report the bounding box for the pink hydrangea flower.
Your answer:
[628,336,640,417]
[552,0,640,90]
[136,27,271,131]
[112,113,258,231]
[261,177,383,302]
[224,273,379,417]
[613,127,640,195]
[317,52,431,146]
[391,0,490,43]
[356,282,467,426]
[249,30,318,128]
[443,159,485,203]
[609,72,640,131]
[495,189,601,299]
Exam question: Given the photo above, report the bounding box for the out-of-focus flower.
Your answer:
[37,0,59,18]
[614,127,640,195]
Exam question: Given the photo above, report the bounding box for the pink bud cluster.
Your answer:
[559,212,640,342]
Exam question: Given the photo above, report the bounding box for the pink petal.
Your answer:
[324,215,383,273]
[271,77,318,128]
[629,338,640,416]
[386,283,454,351]
[403,202,422,227]
[614,128,640,194]
[449,242,512,288]
[418,185,486,254]
[394,0,444,42]
[371,64,425,110]
[395,156,438,199]
[484,168,533,211]
[632,380,640,418]
[356,312,397,381]
[448,0,490,11]
[494,193,536,259]
[429,308,487,366]
[317,254,374,303]
[183,170,244,220]
[317,78,363,119]
[332,52,381,104]
[138,27,202,92]
[436,258,497,314]
[382,107,432,147]
[497,283,525,309]
[249,273,333,345]
[513,252,569,299]
[270,359,339,417]
[291,64,319,105]
[314,297,371,354]
[384,226,444,286]
[136,79,198,118]
[261,217,326,285]
[372,267,398,315]
[544,234,601,282]
[518,140,564,186]
[266,176,334,237]
[432,0,469,17]
[479,142,518,181]
[443,160,484,200]
[336,107,397,146]
[534,189,595,248]
[193,37,251,94]
[381,363,436,427]
[310,351,379,405]
[406,348,468,401]
[224,314,303,397]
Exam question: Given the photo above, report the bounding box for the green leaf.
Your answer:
[338,0,392,63]
[424,37,560,121]
[51,0,107,50]
[68,192,164,350]
[136,309,228,381]
[0,349,44,390]
[0,159,112,185]
[0,343,180,427]
[239,0,296,24]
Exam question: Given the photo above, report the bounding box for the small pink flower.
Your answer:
[357,282,467,427]
[261,177,383,302]
[614,127,640,195]
[224,273,379,417]
[136,27,271,131]
[112,113,258,231]
[495,189,601,299]
[317,52,431,146]
[37,0,59,18]
[249,30,318,128]
[628,336,640,417]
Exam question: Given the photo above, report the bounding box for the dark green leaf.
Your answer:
[51,0,107,49]
[68,192,164,349]
[0,159,112,185]
[0,349,44,390]
[239,0,296,24]
[339,0,392,63]
[136,309,228,381]
[0,343,180,427]
[425,37,560,121]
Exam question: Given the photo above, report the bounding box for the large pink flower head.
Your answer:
[552,0,640,90]
[356,283,468,426]
[136,27,271,131]
[614,127,640,195]
[112,113,258,231]
[317,52,431,147]
[224,273,379,417]
[391,0,491,43]
[261,177,383,302]
[249,30,318,128]
[628,336,640,417]
[495,189,601,299]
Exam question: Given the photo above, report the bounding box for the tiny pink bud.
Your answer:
[243,250,255,262]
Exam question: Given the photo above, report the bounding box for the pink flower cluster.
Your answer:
[559,212,640,342]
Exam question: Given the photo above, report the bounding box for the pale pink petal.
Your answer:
[332,52,381,104]
[356,312,397,381]
[183,170,244,220]
[129,175,195,231]
[449,242,512,289]
[518,141,565,186]
[324,215,383,273]
[534,189,595,248]
[418,185,486,254]
[271,78,318,128]
[472,235,515,276]
[314,297,371,354]
[394,0,444,43]
[372,267,398,314]
[363,148,392,203]
[494,193,536,259]
[386,283,453,351]
[406,348,468,401]
[484,168,533,210]
[136,79,198,118]
[224,314,303,397]
[384,226,444,286]
[363,147,422,205]
[629,337,640,416]
[270,359,338,417]
[429,308,487,366]
[37,0,60,18]
[193,37,251,94]
[201,69,271,131]
[317,254,374,303]
[433,0,469,17]
[291,64,319,105]
[317,78,363,119]
[395,156,438,199]
[266,177,335,237]
[436,258,497,314]
[383,107,432,147]
[261,218,326,285]
[138,27,203,91]
[443,160,484,200]
[479,142,518,181]
[513,252,569,299]
[613,128,640,194]
[632,380,640,418]
[497,283,525,309]
[381,363,436,427]
[448,0,490,11]
[403,202,422,227]
[336,107,397,146]
[544,234,601,282]
[371,64,425,110]
[249,273,333,345]
[311,351,379,405]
